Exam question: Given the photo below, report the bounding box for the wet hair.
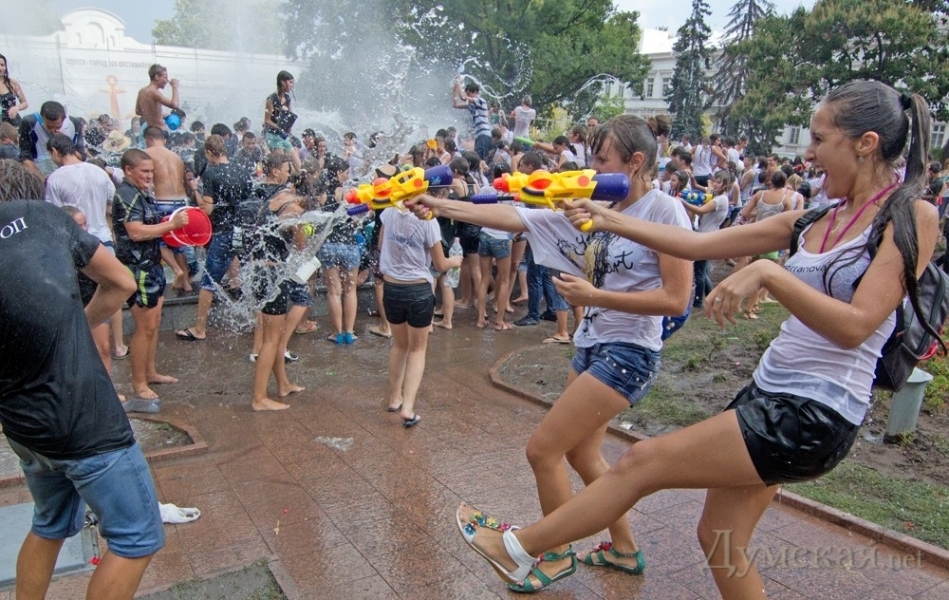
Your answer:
[464,82,480,94]
[61,205,83,220]
[190,121,205,133]
[276,70,294,92]
[559,161,579,172]
[179,132,195,145]
[0,53,10,92]
[343,132,356,141]
[670,171,689,195]
[204,134,226,157]
[590,114,672,180]
[0,160,45,201]
[712,169,733,188]
[143,125,165,141]
[234,117,251,132]
[263,153,290,176]
[519,151,544,171]
[522,95,532,107]
[570,124,588,139]
[88,157,108,171]
[40,101,66,121]
[444,139,457,154]
[780,164,794,177]
[449,156,469,176]
[424,156,441,168]
[678,153,692,168]
[120,148,151,171]
[769,170,787,188]
[0,122,17,143]
[148,64,167,81]
[821,80,939,348]
[46,133,76,156]
[210,123,231,137]
[493,163,510,179]
[462,150,481,174]
[242,131,256,141]
[324,155,349,175]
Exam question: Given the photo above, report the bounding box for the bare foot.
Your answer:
[494,321,512,331]
[456,302,472,310]
[132,386,160,400]
[505,306,515,314]
[511,296,528,305]
[117,393,126,402]
[252,397,290,411]
[434,320,453,330]
[171,271,189,291]
[278,384,305,398]
[476,320,487,329]
[148,374,178,384]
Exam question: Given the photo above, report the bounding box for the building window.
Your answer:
[659,76,669,96]
[788,127,801,146]
[644,77,654,99]
[932,124,946,150]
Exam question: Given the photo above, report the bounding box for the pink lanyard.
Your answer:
[818,183,897,253]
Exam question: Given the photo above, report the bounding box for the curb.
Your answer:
[0,414,208,489]
[489,346,949,572]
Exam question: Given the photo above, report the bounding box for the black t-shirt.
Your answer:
[112,179,162,268]
[203,161,253,234]
[0,201,134,459]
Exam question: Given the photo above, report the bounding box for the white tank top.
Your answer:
[753,224,896,425]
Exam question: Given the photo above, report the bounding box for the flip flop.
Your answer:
[402,414,421,428]
[175,328,204,342]
[543,336,571,344]
[294,322,318,335]
[369,325,392,339]
[159,503,201,524]
[112,347,129,360]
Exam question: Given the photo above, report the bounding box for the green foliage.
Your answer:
[732,0,949,151]
[153,0,284,53]
[282,0,649,120]
[667,0,713,140]
[923,352,949,411]
[788,461,949,550]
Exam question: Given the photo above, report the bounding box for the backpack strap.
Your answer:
[789,204,835,257]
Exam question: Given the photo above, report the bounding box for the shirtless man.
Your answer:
[144,125,198,292]
[136,64,180,131]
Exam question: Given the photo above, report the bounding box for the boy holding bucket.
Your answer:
[112,148,188,413]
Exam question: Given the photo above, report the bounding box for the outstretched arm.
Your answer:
[409,194,527,233]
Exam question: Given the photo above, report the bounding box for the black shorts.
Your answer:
[251,266,289,316]
[383,281,434,328]
[726,383,859,486]
[126,264,166,309]
[455,222,481,256]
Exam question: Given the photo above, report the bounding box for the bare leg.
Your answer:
[341,267,359,335]
[129,303,167,399]
[435,275,454,329]
[174,252,192,292]
[388,321,409,410]
[324,268,343,335]
[143,297,176,385]
[492,254,512,330]
[554,310,570,340]
[508,239,528,306]
[476,255,492,328]
[111,310,127,358]
[460,410,766,596]
[91,322,112,373]
[397,324,430,421]
[16,532,64,600]
[372,278,391,336]
[85,550,155,600]
[190,289,214,338]
[280,304,309,352]
[252,313,290,410]
[161,246,186,292]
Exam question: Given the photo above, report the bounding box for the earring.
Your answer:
[857,155,864,164]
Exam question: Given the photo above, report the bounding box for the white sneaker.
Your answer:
[249,353,258,363]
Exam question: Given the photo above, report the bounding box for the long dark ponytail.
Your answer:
[823,80,942,350]
[0,53,12,93]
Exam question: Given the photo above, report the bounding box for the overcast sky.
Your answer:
[48,0,816,43]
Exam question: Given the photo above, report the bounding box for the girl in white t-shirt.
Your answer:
[453,81,942,600]
[414,115,693,591]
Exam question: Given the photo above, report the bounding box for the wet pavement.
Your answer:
[1,311,948,599]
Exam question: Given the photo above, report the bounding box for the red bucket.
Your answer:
[161,207,212,247]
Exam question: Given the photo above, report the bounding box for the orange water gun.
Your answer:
[471,169,630,232]
[344,165,452,217]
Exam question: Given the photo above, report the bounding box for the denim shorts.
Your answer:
[201,230,235,291]
[477,233,511,259]
[571,342,661,406]
[318,242,361,271]
[285,280,312,307]
[265,132,294,152]
[383,281,435,328]
[9,439,164,559]
[726,383,859,486]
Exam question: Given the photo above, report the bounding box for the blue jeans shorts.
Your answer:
[318,242,360,271]
[477,233,511,259]
[9,439,164,559]
[201,230,235,291]
[571,342,661,406]
[285,280,312,307]
[265,132,294,152]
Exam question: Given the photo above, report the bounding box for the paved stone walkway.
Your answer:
[1,315,948,599]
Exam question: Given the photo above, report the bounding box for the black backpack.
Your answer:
[790,205,949,391]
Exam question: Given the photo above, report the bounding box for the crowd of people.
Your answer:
[1,51,948,600]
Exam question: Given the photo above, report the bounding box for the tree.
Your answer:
[732,0,949,153]
[153,0,283,54]
[282,0,650,123]
[666,0,713,140]
[710,0,774,139]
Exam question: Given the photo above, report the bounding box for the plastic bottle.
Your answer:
[445,238,463,288]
